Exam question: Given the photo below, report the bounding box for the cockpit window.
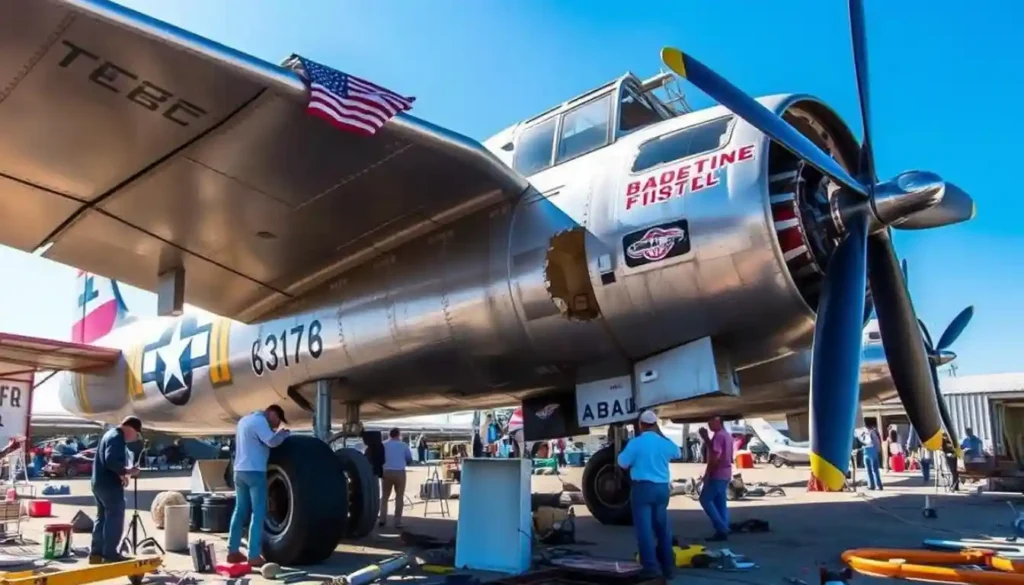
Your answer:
[513,117,557,176]
[619,85,663,133]
[631,116,734,173]
[556,93,612,164]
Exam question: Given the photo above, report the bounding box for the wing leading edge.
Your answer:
[0,0,528,321]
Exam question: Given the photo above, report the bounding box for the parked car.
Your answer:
[43,448,95,478]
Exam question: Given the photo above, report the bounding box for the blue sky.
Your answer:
[4,0,1017,414]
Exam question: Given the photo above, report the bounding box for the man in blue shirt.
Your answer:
[90,417,142,564]
[961,428,984,460]
[380,427,414,529]
[617,410,681,579]
[226,405,290,567]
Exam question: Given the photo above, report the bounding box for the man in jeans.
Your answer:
[380,427,414,529]
[700,416,733,541]
[861,420,884,491]
[227,405,290,567]
[90,417,142,564]
[616,410,680,580]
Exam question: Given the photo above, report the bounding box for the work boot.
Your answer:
[88,555,104,565]
[248,556,266,568]
[103,554,132,564]
[705,532,728,542]
[226,552,246,564]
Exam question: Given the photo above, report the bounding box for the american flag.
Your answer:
[292,56,415,136]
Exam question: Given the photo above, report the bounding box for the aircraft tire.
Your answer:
[263,436,348,565]
[334,447,380,538]
[582,446,632,526]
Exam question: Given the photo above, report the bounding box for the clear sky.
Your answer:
[7,1,1019,411]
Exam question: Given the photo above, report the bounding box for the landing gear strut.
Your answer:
[582,423,633,525]
[261,380,378,566]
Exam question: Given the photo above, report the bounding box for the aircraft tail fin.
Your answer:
[71,271,132,343]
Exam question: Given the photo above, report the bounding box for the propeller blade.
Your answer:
[918,318,934,352]
[937,306,975,351]
[895,182,976,230]
[868,232,944,451]
[809,212,869,490]
[660,47,869,197]
[848,0,876,183]
[930,362,961,458]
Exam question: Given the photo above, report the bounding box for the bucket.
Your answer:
[186,494,205,531]
[891,453,906,473]
[163,504,190,552]
[200,495,235,533]
[566,452,584,467]
[42,524,72,559]
[28,500,52,517]
[734,451,754,469]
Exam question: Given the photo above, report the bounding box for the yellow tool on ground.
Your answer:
[634,544,707,568]
[0,556,162,585]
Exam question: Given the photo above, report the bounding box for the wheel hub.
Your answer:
[593,464,629,509]
[265,465,293,536]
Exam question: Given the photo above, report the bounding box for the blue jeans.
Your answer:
[228,471,268,559]
[699,478,729,535]
[921,456,932,483]
[630,481,673,578]
[90,484,125,558]
[863,447,883,489]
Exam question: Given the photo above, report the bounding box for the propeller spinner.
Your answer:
[662,0,977,489]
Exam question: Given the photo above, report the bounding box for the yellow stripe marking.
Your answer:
[76,373,92,415]
[809,452,846,491]
[209,320,222,385]
[661,47,688,78]
[922,429,944,451]
[210,319,232,386]
[126,345,144,401]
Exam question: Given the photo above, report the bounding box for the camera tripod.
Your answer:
[119,476,164,556]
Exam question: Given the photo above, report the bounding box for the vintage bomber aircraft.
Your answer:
[0,0,976,563]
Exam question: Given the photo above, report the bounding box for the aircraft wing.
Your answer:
[0,0,528,322]
[0,332,120,378]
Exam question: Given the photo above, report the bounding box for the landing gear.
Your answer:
[334,447,380,538]
[261,381,378,565]
[582,425,632,525]
[263,435,348,564]
[327,399,379,538]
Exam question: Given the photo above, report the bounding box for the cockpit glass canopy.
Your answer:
[512,76,674,176]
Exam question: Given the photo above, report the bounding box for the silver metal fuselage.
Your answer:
[59,91,894,434]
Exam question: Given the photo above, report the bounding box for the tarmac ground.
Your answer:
[3,462,1022,584]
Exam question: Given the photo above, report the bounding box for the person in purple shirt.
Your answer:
[700,416,733,541]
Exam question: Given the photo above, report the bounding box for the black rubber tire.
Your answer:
[263,436,348,565]
[334,447,380,538]
[771,455,785,468]
[582,446,632,526]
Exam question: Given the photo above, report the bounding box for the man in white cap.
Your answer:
[616,410,680,580]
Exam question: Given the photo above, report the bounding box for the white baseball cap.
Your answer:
[639,410,658,425]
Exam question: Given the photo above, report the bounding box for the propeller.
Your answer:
[662,0,977,489]
[920,305,975,456]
